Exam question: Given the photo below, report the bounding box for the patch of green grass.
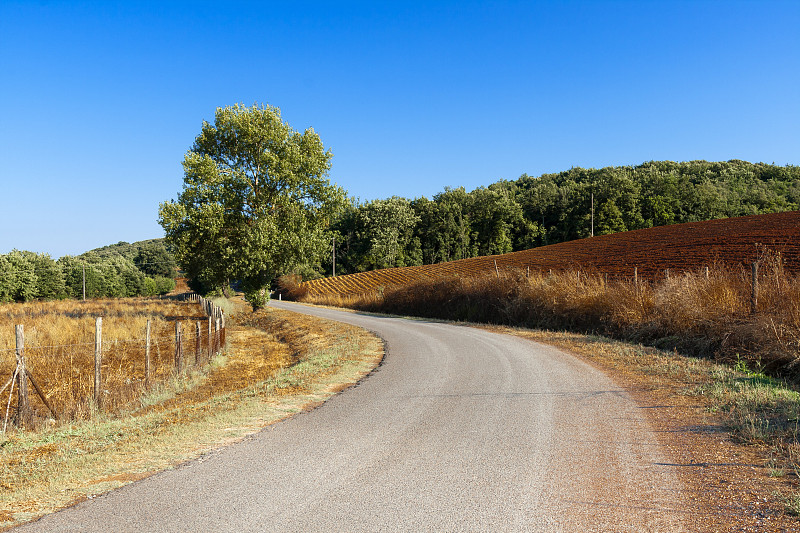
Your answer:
[701,365,800,445]
[136,353,226,409]
[261,341,362,393]
[783,491,800,516]
[209,296,237,317]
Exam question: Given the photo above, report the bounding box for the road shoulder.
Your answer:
[485,326,798,532]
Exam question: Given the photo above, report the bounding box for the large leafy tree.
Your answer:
[354,197,421,270]
[413,187,474,264]
[159,104,345,309]
[469,186,524,256]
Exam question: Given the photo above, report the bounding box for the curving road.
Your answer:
[19,301,688,532]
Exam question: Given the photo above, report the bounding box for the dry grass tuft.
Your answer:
[275,274,309,301]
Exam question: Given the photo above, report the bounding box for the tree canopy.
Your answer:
[134,242,176,278]
[159,103,345,309]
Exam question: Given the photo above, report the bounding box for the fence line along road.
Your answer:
[2,293,225,429]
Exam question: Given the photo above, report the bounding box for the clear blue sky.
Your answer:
[1,0,798,258]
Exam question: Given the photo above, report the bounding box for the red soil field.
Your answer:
[304,210,800,297]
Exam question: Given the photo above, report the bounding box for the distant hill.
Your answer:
[84,238,168,261]
[81,238,176,279]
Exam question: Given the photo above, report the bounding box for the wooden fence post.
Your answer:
[215,318,221,354]
[751,261,759,315]
[207,316,213,362]
[15,325,30,427]
[145,318,151,390]
[220,314,226,347]
[175,321,183,373]
[94,317,102,408]
[704,266,710,280]
[494,260,500,279]
[195,321,202,366]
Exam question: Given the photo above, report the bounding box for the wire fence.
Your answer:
[1,293,226,430]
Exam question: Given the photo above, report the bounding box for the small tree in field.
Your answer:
[159,103,345,310]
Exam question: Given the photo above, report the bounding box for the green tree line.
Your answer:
[0,241,176,303]
[156,105,798,293]
[320,160,799,277]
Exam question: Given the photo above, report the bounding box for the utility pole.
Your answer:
[332,235,336,277]
[590,191,594,237]
[82,263,86,301]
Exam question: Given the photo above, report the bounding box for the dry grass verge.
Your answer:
[304,257,800,382]
[0,299,383,529]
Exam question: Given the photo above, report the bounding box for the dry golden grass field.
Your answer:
[299,211,800,383]
[0,298,214,425]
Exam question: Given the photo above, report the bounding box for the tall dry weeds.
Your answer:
[300,256,800,384]
[276,273,309,301]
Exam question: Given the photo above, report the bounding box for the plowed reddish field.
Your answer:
[304,211,800,297]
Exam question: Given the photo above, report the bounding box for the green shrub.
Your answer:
[143,277,158,296]
[244,287,269,310]
[154,276,175,295]
[4,250,38,302]
[31,253,66,299]
[134,242,176,278]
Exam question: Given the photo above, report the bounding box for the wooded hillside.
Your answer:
[320,160,799,279]
[0,239,176,302]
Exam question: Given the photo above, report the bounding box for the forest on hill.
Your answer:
[0,240,176,302]
[323,160,800,278]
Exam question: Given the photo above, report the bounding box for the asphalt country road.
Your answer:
[18,301,688,532]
